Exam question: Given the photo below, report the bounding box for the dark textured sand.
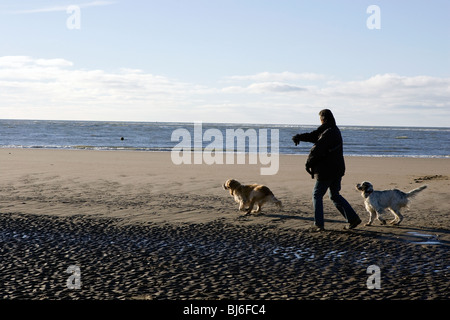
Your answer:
[0,212,447,300]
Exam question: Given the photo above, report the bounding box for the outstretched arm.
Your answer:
[292,128,322,145]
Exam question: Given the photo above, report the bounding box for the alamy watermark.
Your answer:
[66,265,81,289]
[367,5,381,30]
[67,5,81,30]
[366,264,381,289]
[171,122,279,175]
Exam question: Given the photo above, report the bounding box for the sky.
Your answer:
[0,0,449,127]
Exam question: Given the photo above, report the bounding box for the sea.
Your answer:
[0,119,449,158]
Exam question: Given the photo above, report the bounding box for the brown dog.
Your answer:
[223,179,282,215]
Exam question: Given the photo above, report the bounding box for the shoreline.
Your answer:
[0,148,449,299]
[1,146,448,159]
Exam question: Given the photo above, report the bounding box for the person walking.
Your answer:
[292,109,361,232]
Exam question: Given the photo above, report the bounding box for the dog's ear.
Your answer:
[226,179,240,195]
[223,179,231,189]
[356,181,371,192]
[363,181,373,193]
[223,179,237,194]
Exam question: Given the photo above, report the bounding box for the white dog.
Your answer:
[356,181,427,226]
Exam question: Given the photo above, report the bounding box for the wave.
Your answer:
[2,145,448,158]
[0,145,174,152]
[340,126,450,132]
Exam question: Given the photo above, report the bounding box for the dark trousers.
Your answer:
[312,177,359,227]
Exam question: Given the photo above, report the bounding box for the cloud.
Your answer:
[0,56,34,67]
[223,82,307,94]
[320,74,450,107]
[0,56,199,120]
[6,1,116,14]
[0,56,449,126]
[35,58,74,67]
[225,71,329,83]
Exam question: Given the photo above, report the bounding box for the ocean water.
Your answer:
[0,119,449,158]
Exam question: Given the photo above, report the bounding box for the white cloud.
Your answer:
[0,56,34,67]
[35,58,74,67]
[225,71,329,83]
[223,82,307,94]
[319,74,450,108]
[0,56,449,126]
[0,56,197,121]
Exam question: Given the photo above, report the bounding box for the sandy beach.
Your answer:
[0,148,448,300]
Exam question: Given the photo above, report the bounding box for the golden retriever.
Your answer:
[223,179,282,215]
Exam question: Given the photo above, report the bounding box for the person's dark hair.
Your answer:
[319,109,336,125]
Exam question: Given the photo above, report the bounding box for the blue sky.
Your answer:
[0,0,449,126]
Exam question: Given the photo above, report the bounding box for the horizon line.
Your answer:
[1,118,448,129]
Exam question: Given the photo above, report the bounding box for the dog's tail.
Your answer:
[272,196,283,211]
[406,185,427,198]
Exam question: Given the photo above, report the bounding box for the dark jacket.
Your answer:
[295,123,345,181]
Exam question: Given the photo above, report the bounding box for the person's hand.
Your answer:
[292,134,301,146]
[305,163,314,179]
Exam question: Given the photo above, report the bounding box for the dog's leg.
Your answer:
[396,211,403,225]
[365,208,376,226]
[238,201,246,212]
[376,209,387,225]
[245,199,256,215]
[389,209,403,225]
[254,198,268,214]
[388,208,397,224]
